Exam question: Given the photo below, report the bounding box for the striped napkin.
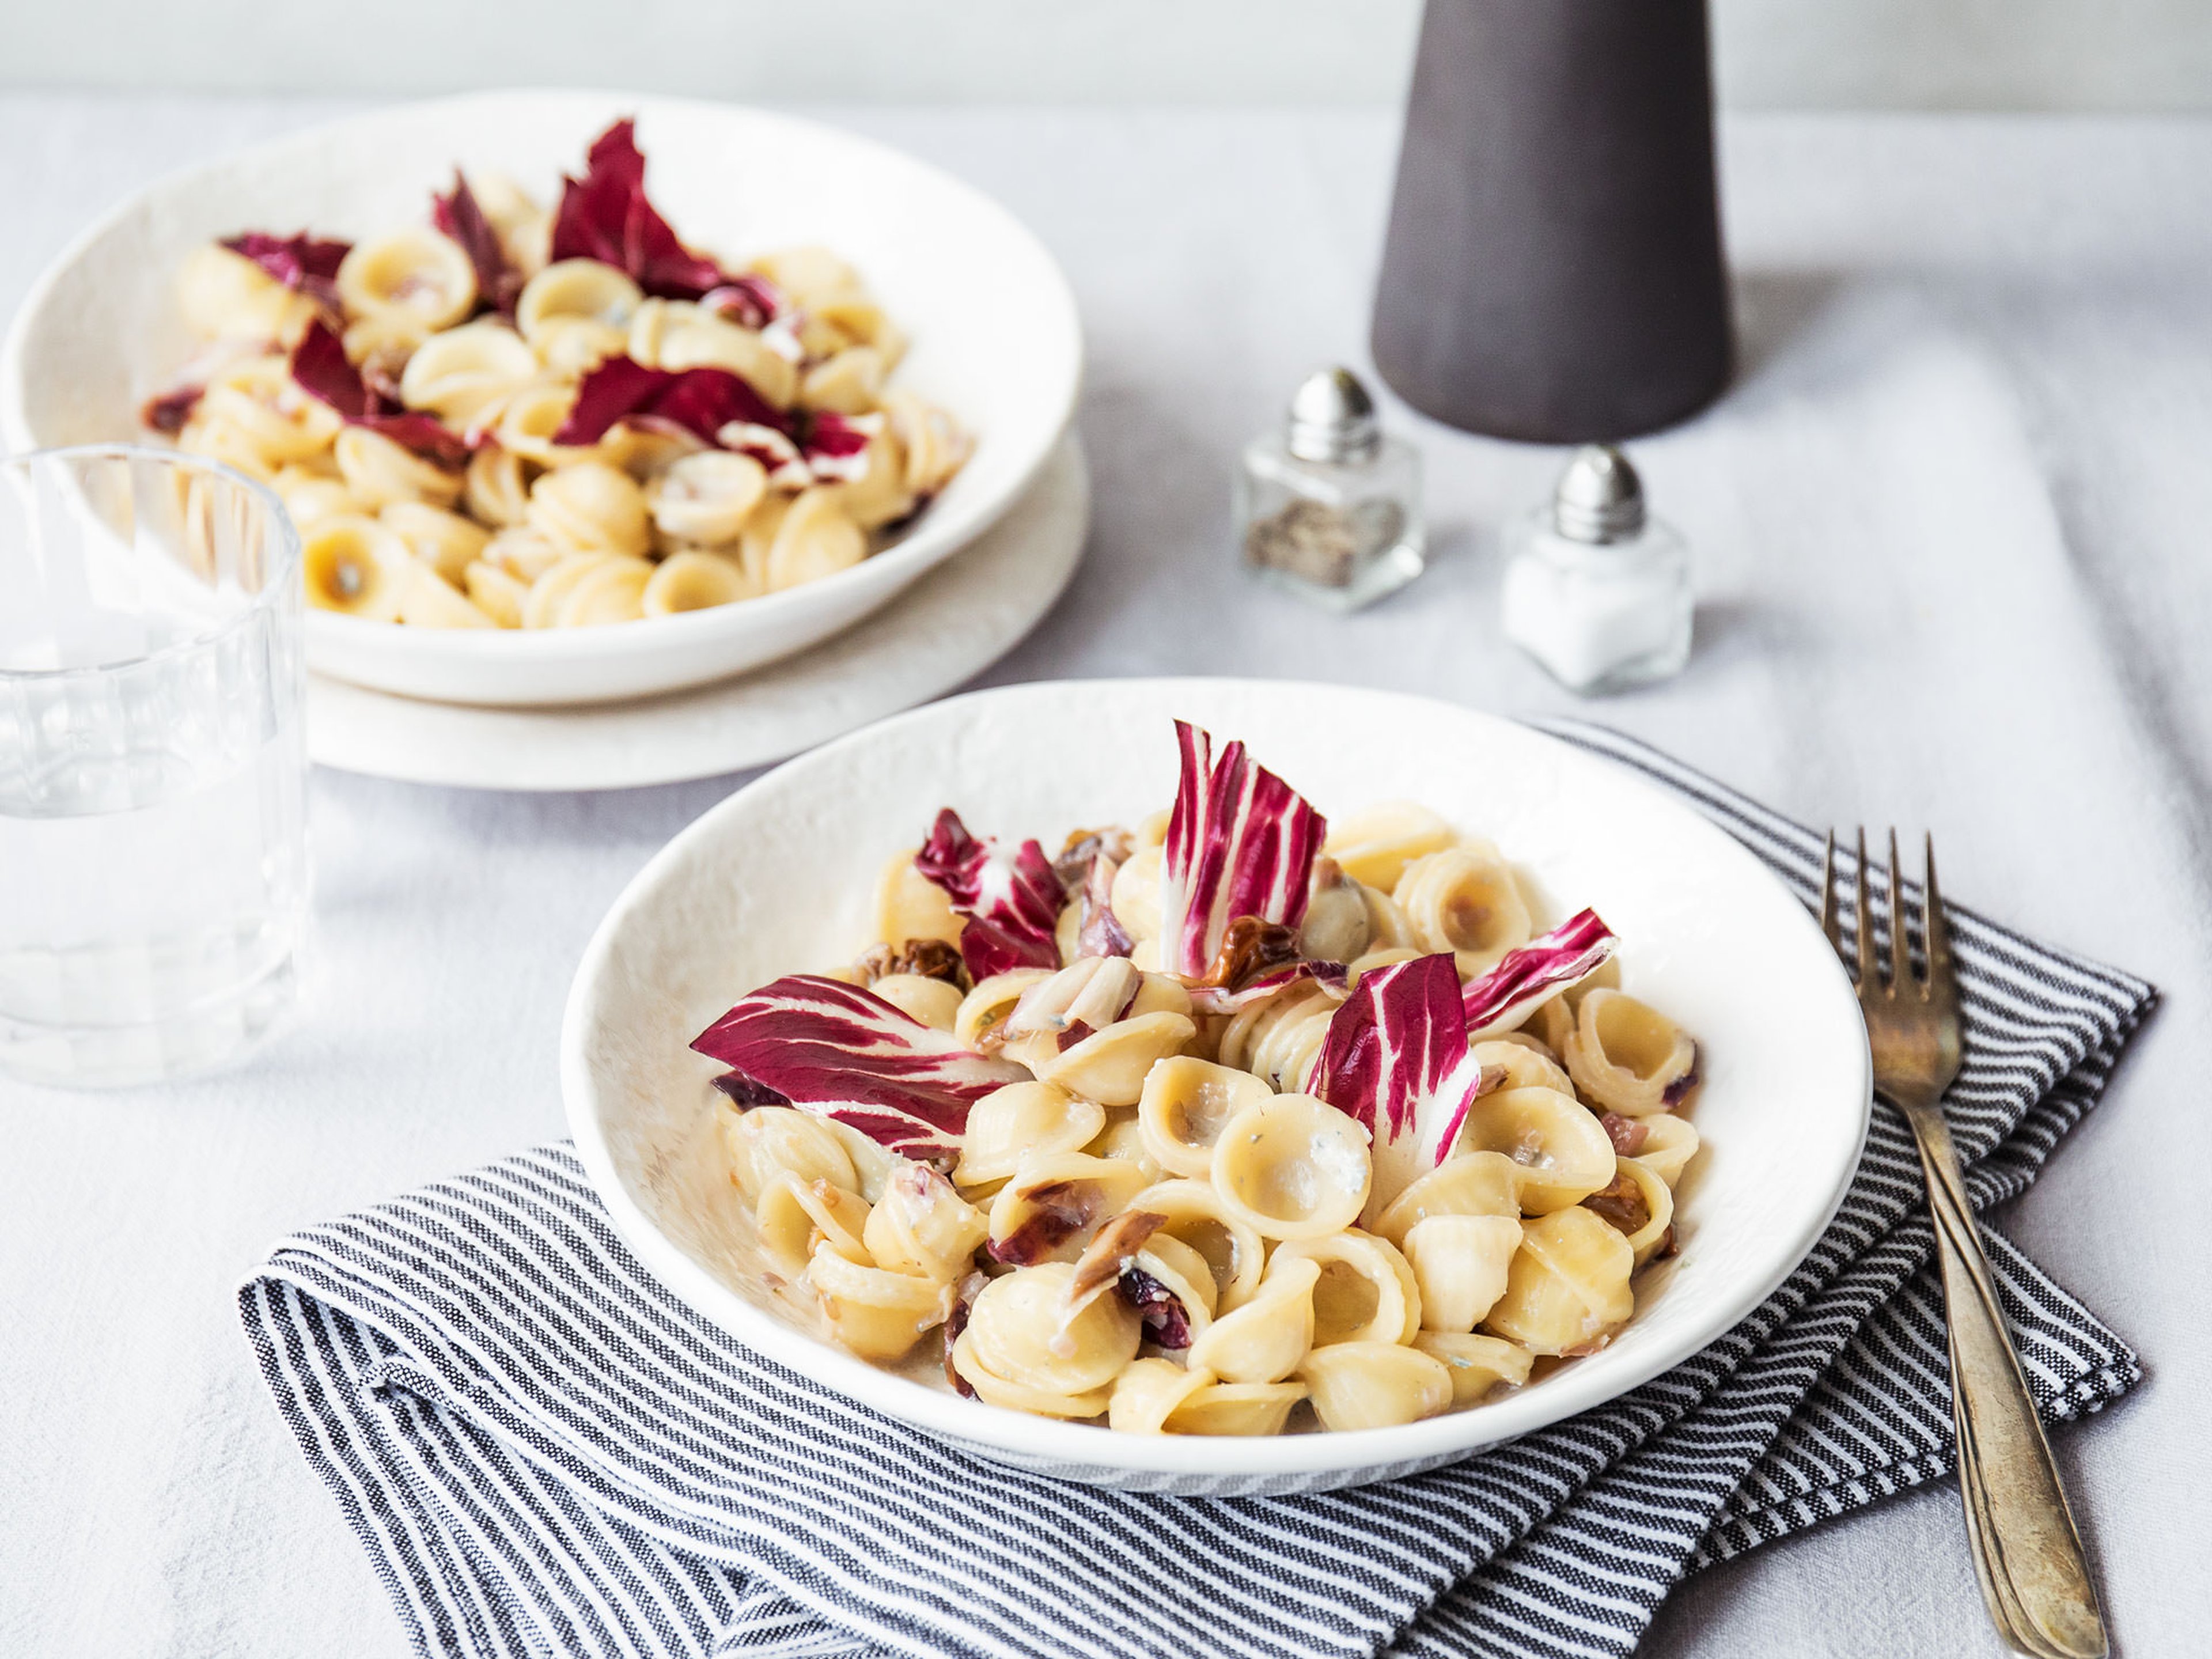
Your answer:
[240,726,2154,1659]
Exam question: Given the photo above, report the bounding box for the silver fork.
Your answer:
[1821,830,2107,1659]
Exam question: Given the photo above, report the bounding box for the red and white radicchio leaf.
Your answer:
[913,808,1066,982]
[431,171,522,318]
[289,321,470,467]
[1310,952,1492,1217]
[1188,959,1349,1016]
[548,119,741,301]
[221,231,351,313]
[1074,855,1134,961]
[554,357,789,451]
[801,411,879,483]
[691,974,1025,1168]
[1160,721,1328,979]
[700,275,786,330]
[1460,907,1617,1037]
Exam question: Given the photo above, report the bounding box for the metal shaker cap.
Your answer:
[1286,368,1381,464]
[1552,445,1646,543]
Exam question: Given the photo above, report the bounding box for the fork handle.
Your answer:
[1896,1098,2109,1659]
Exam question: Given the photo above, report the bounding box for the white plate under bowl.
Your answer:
[0,90,1082,707]
[309,437,1086,791]
[562,680,1870,1495]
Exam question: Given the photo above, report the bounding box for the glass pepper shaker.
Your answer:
[1500,444,1692,694]
[1236,367,1425,611]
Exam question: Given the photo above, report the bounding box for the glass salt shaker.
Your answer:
[1500,445,1692,694]
[1236,367,1425,611]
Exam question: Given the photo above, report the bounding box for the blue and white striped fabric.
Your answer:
[240,726,2154,1659]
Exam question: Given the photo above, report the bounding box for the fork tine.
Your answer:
[1888,827,1914,993]
[1854,827,1877,988]
[1923,831,1954,999]
[1819,830,1842,955]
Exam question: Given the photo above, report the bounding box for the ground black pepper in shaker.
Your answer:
[1369,0,1733,442]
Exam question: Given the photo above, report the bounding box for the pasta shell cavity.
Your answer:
[985,1153,1149,1266]
[1185,1253,1319,1384]
[1271,1230,1421,1347]
[1297,1341,1453,1431]
[1321,801,1457,892]
[953,969,1054,1052]
[1209,1093,1373,1241]
[517,259,643,344]
[301,515,410,620]
[1412,1332,1535,1408]
[755,1172,870,1281]
[963,1261,1141,1396]
[1564,990,1700,1116]
[1137,1057,1273,1179]
[336,228,477,332]
[1585,1155,1676,1266]
[646,450,768,546]
[1631,1112,1701,1188]
[527,461,652,558]
[808,1243,955,1362]
[956,1082,1105,1190]
[1450,1085,1619,1214]
[399,321,538,427]
[861,1162,986,1281]
[1126,1232,1219,1342]
[719,1103,857,1200]
[1126,1179,1266,1314]
[1392,845,1534,977]
[1482,1206,1635,1356]
[495,381,593,467]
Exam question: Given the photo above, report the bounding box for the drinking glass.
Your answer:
[0,446,307,1087]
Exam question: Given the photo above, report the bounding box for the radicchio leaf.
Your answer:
[1310,951,1496,1216]
[431,171,522,319]
[1073,854,1134,961]
[701,276,787,330]
[1160,721,1328,980]
[288,321,471,467]
[914,808,1066,982]
[801,410,878,482]
[549,118,741,301]
[1184,915,1348,1014]
[1460,907,1618,1036]
[141,383,203,434]
[221,231,350,313]
[692,974,1025,1168]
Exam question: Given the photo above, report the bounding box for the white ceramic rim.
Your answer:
[561,678,1872,1482]
[0,90,1084,684]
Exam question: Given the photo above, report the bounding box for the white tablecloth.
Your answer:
[2,97,2209,1658]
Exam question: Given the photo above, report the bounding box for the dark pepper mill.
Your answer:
[1370,0,1732,442]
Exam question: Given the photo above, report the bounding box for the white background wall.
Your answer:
[5,0,2209,110]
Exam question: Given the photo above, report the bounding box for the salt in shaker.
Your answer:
[1500,445,1691,694]
[1236,368,1425,611]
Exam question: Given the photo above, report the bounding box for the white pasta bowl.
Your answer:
[0,91,1081,707]
[561,679,1870,1494]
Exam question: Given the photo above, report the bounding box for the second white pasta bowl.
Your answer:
[0,92,1082,706]
[561,679,1871,1494]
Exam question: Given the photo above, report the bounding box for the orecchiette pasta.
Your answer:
[143,122,972,635]
[702,754,1705,1435]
